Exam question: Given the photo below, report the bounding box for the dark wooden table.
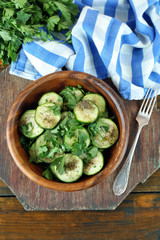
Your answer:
[0,65,160,240]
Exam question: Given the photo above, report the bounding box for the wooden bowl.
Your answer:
[6,71,129,191]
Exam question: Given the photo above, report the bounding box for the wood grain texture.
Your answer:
[1,166,160,196]
[0,194,160,240]
[0,180,13,196]
[134,168,160,192]
[157,95,160,111]
[0,67,160,211]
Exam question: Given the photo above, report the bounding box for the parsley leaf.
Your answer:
[28,155,37,163]
[14,0,27,9]
[88,121,109,141]
[0,30,11,41]
[47,15,60,31]
[52,112,81,138]
[51,156,65,175]
[42,168,54,180]
[20,122,33,136]
[60,86,84,110]
[38,145,49,159]
[19,135,35,151]
[16,11,31,25]
[71,130,88,159]
[0,0,79,65]
[83,146,98,164]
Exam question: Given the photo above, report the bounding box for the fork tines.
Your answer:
[140,88,159,115]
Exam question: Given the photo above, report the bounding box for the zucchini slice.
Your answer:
[64,127,90,147]
[29,142,36,161]
[35,133,62,163]
[73,89,84,99]
[19,110,44,138]
[83,151,104,175]
[83,93,106,115]
[92,118,119,149]
[29,142,42,163]
[74,100,99,124]
[60,86,84,110]
[60,111,70,121]
[50,154,83,183]
[38,92,63,108]
[35,134,53,163]
[35,102,61,129]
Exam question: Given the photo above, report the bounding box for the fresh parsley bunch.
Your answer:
[0,0,79,65]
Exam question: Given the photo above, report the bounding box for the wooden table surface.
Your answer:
[0,65,160,240]
[1,171,160,239]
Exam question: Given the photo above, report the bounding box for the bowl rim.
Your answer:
[6,71,129,191]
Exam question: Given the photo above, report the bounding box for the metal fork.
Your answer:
[113,88,159,196]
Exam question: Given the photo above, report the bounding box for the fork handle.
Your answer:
[113,124,143,196]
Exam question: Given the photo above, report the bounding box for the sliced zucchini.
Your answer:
[19,110,44,138]
[50,154,83,183]
[60,111,70,121]
[73,89,84,99]
[29,142,36,161]
[29,142,42,163]
[35,133,63,163]
[35,102,61,129]
[60,86,84,110]
[64,127,90,147]
[35,134,53,163]
[74,100,99,124]
[38,92,63,108]
[83,93,106,115]
[83,151,104,175]
[92,118,119,149]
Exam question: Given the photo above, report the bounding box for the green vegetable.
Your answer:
[90,118,119,149]
[35,132,65,163]
[19,135,35,152]
[83,151,104,176]
[42,167,54,180]
[51,111,82,137]
[35,103,61,129]
[50,154,83,182]
[88,121,109,140]
[19,85,119,183]
[60,86,84,110]
[0,0,79,65]
[83,93,106,115]
[19,109,44,138]
[21,122,33,135]
[50,155,65,175]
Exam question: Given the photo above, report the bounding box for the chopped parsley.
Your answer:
[60,86,84,110]
[42,167,54,180]
[88,121,109,140]
[21,122,33,136]
[50,156,65,175]
[19,135,35,151]
[48,104,61,116]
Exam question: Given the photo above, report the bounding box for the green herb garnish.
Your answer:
[42,167,54,180]
[60,86,83,110]
[21,122,33,136]
[51,156,65,175]
[19,135,35,151]
[48,104,61,116]
[88,121,109,140]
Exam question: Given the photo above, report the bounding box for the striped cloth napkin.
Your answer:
[9,0,160,100]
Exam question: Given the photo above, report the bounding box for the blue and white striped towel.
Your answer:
[10,0,160,100]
